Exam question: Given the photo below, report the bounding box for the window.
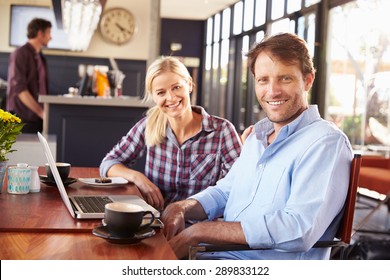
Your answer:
[325,0,390,147]
[271,0,285,20]
[243,0,254,31]
[233,1,243,35]
[254,0,266,27]
[288,0,302,14]
[203,0,321,132]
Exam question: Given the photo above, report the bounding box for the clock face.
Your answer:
[99,8,135,45]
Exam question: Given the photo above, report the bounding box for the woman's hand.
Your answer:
[132,171,165,210]
[107,164,164,209]
[240,125,254,144]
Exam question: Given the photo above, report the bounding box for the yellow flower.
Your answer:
[0,109,24,162]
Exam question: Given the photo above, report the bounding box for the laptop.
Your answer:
[37,132,160,220]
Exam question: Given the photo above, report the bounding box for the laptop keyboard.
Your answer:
[73,196,113,213]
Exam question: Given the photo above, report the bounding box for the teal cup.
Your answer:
[7,163,31,194]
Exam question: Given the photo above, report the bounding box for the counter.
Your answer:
[40,95,153,133]
[39,95,152,107]
[8,133,56,166]
[39,95,152,169]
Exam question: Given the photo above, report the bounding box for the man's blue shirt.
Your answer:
[191,105,353,260]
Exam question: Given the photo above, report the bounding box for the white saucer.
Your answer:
[78,177,128,186]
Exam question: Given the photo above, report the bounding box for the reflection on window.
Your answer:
[297,17,305,39]
[205,45,212,71]
[213,14,221,43]
[307,14,316,57]
[204,44,212,109]
[221,39,229,67]
[271,0,285,20]
[212,43,220,116]
[271,18,290,34]
[243,0,254,31]
[252,31,267,123]
[296,14,316,57]
[233,1,243,35]
[305,0,321,7]
[240,35,250,131]
[255,0,266,26]
[206,18,213,45]
[242,35,249,59]
[212,43,220,70]
[220,39,230,118]
[221,8,231,39]
[289,19,296,33]
[287,0,302,14]
[325,0,390,147]
[256,30,265,42]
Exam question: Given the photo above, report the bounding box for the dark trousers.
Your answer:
[22,120,43,134]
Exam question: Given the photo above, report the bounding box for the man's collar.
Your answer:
[254,105,321,140]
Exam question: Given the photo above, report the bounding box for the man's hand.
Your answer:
[161,201,187,240]
[18,90,44,119]
[166,219,248,259]
[168,223,202,259]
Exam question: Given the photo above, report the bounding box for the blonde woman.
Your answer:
[100,57,242,210]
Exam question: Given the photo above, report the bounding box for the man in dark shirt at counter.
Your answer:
[7,18,52,133]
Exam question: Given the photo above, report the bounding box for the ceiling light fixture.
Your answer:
[62,0,102,51]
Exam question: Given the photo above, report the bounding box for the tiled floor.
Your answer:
[340,193,390,259]
[353,194,390,235]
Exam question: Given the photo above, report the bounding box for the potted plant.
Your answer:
[0,109,24,192]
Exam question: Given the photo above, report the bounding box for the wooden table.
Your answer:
[0,231,175,260]
[0,167,176,260]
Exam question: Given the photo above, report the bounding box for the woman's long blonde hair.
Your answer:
[143,57,193,147]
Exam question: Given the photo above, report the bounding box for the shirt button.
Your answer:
[258,164,263,169]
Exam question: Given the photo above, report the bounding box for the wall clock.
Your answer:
[99,7,135,45]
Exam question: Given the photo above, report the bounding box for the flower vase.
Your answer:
[0,161,8,193]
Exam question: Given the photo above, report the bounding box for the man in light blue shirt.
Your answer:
[161,33,353,260]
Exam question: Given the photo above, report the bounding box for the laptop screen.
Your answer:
[37,132,76,218]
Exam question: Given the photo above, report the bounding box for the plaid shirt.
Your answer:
[100,106,242,205]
